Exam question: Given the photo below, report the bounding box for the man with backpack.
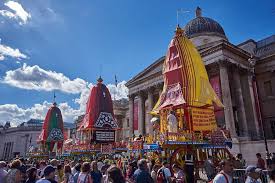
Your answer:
[157,161,172,183]
[133,159,154,183]
[212,159,233,183]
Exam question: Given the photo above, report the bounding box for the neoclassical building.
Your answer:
[125,7,275,163]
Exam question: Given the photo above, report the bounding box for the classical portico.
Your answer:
[126,57,164,137]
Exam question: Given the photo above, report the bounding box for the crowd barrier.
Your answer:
[232,169,270,183]
[197,168,270,183]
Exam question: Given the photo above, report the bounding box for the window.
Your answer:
[264,80,273,96]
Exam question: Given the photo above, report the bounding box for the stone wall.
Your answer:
[231,140,275,165]
[0,127,41,160]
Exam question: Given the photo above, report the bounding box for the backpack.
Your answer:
[77,173,90,183]
[157,168,166,183]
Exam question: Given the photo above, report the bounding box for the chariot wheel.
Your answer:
[212,148,232,164]
[170,147,191,168]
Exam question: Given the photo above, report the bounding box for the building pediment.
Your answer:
[126,56,165,87]
[200,40,251,59]
[126,40,254,96]
[200,40,252,69]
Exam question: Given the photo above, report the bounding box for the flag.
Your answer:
[115,75,118,87]
[54,91,56,102]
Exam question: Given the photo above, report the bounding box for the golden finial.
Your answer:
[97,76,103,83]
[175,24,184,36]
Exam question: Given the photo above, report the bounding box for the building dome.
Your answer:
[184,7,226,39]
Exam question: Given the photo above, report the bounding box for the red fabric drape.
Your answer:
[80,82,114,130]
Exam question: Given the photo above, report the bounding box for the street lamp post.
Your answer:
[249,56,271,166]
[24,134,30,158]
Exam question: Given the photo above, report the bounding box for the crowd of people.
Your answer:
[1,153,275,183]
[0,157,186,183]
[203,152,275,183]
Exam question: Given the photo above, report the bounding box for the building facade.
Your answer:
[125,8,275,164]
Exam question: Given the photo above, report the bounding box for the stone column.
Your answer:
[157,83,163,97]
[128,95,134,138]
[247,73,261,137]
[147,88,154,134]
[138,93,145,135]
[219,62,237,137]
[233,68,248,138]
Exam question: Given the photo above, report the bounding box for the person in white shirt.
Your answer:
[167,110,178,133]
[204,156,216,181]
[213,159,234,183]
[97,160,104,172]
[0,161,8,183]
[245,165,262,183]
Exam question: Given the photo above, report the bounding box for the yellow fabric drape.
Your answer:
[151,28,223,114]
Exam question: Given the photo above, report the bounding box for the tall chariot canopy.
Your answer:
[151,26,223,132]
[79,76,118,131]
[38,102,64,151]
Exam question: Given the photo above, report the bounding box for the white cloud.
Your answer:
[0,101,81,126]
[73,81,129,113]
[3,63,129,100]
[0,1,31,25]
[0,81,129,126]
[74,83,93,112]
[107,81,129,100]
[3,63,88,94]
[0,40,27,61]
[0,9,16,20]
[1,64,129,126]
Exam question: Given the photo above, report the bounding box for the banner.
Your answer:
[210,76,222,110]
[158,83,186,109]
[211,129,229,145]
[191,108,217,131]
[94,130,115,142]
[133,101,138,130]
[210,75,225,124]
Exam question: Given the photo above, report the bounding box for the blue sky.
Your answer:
[0,0,274,125]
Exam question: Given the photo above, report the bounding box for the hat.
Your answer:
[44,165,56,176]
[246,165,262,173]
[0,161,6,168]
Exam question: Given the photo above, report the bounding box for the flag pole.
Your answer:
[176,9,190,26]
[114,75,118,101]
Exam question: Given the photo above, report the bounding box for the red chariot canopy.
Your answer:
[38,102,65,151]
[79,77,117,130]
